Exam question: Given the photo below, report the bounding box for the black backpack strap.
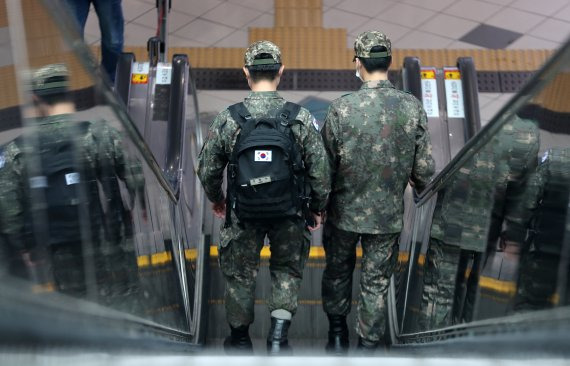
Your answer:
[228,102,252,128]
[278,102,301,125]
[225,102,253,228]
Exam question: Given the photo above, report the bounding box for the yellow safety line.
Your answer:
[478,276,517,296]
[137,255,150,268]
[140,248,415,266]
[139,247,416,267]
[185,249,198,261]
[207,245,379,259]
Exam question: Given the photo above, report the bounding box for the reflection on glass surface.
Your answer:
[0,0,205,338]
[400,44,570,334]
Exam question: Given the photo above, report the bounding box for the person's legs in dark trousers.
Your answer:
[322,224,360,354]
[65,0,91,35]
[93,0,124,82]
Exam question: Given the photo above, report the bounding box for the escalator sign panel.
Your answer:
[421,70,436,79]
[132,73,148,84]
[421,68,438,118]
[131,62,149,84]
[156,62,172,85]
[444,70,461,80]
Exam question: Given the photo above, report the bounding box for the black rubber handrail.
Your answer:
[402,56,422,101]
[115,52,135,107]
[165,54,189,198]
[457,57,481,140]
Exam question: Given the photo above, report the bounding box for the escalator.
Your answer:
[388,36,570,353]
[0,0,569,358]
[0,0,208,349]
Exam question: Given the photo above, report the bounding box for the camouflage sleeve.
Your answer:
[503,160,544,243]
[411,106,435,191]
[93,122,145,204]
[321,104,340,195]
[502,123,540,243]
[197,111,230,204]
[298,109,330,212]
[0,144,27,251]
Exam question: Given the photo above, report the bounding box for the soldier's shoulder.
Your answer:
[208,108,239,136]
[392,88,422,106]
[512,115,539,132]
[329,92,358,110]
[0,139,21,169]
[296,106,313,121]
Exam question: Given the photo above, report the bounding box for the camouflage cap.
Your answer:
[31,63,69,96]
[244,40,282,66]
[354,31,391,58]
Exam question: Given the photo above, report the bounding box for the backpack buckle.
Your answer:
[229,164,237,178]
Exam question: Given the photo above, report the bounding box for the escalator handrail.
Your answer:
[457,57,482,140]
[164,54,189,197]
[415,37,570,207]
[40,0,179,203]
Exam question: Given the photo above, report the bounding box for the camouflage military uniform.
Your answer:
[512,147,570,312]
[321,31,435,342]
[421,116,539,329]
[0,115,143,292]
[0,64,144,295]
[197,43,330,329]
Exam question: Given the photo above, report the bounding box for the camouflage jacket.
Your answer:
[321,80,435,234]
[430,116,540,251]
[0,114,144,250]
[197,91,330,212]
[505,147,570,250]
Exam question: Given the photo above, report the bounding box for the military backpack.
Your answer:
[17,121,102,246]
[225,102,307,225]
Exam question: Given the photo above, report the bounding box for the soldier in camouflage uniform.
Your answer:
[0,64,144,297]
[421,115,539,329]
[320,31,435,353]
[197,41,330,355]
[511,147,570,312]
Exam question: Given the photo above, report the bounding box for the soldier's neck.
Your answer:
[44,102,76,116]
[250,80,278,92]
[362,71,388,82]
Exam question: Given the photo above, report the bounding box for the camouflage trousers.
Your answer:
[321,224,398,342]
[514,249,559,312]
[419,239,483,329]
[49,243,88,298]
[419,238,461,330]
[219,215,310,328]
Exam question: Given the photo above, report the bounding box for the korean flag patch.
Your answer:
[255,150,272,162]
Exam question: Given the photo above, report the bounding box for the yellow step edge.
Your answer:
[478,276,517,296]
[141,248,415,267]
[208,245,364,259]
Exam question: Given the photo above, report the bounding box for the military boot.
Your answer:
[325,314,349,355]
[267,317,292,355]
[223,324,253,355]
[356,336,378,356]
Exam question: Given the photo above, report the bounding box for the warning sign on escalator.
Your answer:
[131,62,149,84]
[420,68,439,118]
[156,62,172,85]
[444,68,465,119]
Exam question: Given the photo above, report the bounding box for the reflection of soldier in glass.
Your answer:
[420,116,539,329]
[0,64,144,299]
[510,148,570,312]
